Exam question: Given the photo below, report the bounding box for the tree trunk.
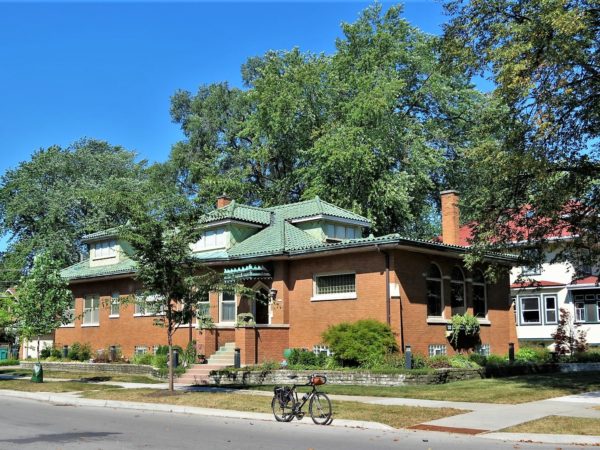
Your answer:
[36,335,40,362]
[168,333,174,392]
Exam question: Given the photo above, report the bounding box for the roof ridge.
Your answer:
[265,197,319,210]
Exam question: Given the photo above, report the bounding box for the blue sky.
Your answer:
[0,0,456,250]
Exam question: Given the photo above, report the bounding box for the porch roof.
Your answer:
[223,264,272,282]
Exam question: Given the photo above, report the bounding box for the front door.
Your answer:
[254,286,270,325]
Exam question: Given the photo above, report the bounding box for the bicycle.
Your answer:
[272,374,333,425]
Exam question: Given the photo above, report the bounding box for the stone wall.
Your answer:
[204,368,484,386]
[19,361,159,377]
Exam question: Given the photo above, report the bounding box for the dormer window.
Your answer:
[325,223,357,240]
[195,227,226,251]
[93,240,116,260]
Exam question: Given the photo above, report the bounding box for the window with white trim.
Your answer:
[134,293,164,316]
[63,296,75,326]
[325,223,357,240]
[197,293,210,318]
[428,344,447,357]
[426,264,443,317]
[575,301,586,323]
[83,294,99,325]
[544,295,557,324]
[220,291,236,323]
[313,273,356,300]
[475,344,490,356]
[450,267,466,314]
[472,270,487,318]
[93,240,116,259]
[134,346,147,355]
[195,227,226,250]
[313,345,333,356]
[520,296,541,324]
[110,292,120,317]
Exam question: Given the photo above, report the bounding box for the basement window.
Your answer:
[312,273,356,301]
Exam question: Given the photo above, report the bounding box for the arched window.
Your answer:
[426,264,443,317]
[450,267,465,315]
[472,270,487,318]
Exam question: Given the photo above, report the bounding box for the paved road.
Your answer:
[0,396,581,450]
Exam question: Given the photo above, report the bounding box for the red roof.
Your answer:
[570,276,599,286]
[510,280,565,289]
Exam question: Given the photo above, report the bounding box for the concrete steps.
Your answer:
[176,342,236,385]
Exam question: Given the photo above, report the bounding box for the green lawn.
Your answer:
[0,368,162,384]
[503,416,600,436]
[83,387,464,429]
[235,371,600,404]
[0,379,121,392]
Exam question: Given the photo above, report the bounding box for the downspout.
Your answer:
[376,245,391,326]
[376,244,405,351]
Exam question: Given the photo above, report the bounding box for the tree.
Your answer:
[13,252,73,366]
[0,139,150,289]
[120,192,222,392]
[169,4,488,236]
[551,308,588,354]
[443,0,600,271]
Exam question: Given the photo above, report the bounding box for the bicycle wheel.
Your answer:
[309,392,332,425]
[271,396,295,422]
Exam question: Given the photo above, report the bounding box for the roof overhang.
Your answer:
[223,264,272,282]
[290,214,370,227]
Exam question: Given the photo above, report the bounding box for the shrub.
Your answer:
[449,354,479,368]
[40,347,52,359]
[322,319,397,367]
[51,347,62,359]
[468,353,487,367]
[485,354,508,366]
[570,351,600,363]
[67,342,81,361]
[132,353,154,365]
[79,343,92,361]
[0,359,19,366]
[515,347,551,363]
[152,354,168,369]
[287,349,327,368]
[427,355,452,369]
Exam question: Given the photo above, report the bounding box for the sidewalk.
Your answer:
[2,374,600,445]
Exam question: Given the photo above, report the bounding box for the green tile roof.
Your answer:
[265,197,370,223]
[64,197,516,282]
[200,202,272,225]
[81,227,119,242]
[61,257,137,281]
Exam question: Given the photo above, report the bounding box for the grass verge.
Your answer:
[234,371,600,404]
[0,379,121,392]
[0,368,161,384]
[82,388,463,429]
[502,416,600,436]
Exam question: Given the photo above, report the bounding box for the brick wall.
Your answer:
[55,277,195,358]
[58,245,516,362]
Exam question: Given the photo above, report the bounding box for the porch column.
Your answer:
[235,327,257,366]
[271,261,290,324]
[197,329,218,359]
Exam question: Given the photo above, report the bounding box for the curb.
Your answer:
[480,432,600,446]
[0,390,394,431]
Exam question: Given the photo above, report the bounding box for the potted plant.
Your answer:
[447,313,481,351]
[235,312,255,327]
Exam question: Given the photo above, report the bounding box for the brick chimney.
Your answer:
[216,194,232,209]
[441,190,460,246]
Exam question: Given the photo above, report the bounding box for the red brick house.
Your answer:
[55,192,517,365]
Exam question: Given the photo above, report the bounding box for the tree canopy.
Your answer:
[13,252,73,360]
[169,4,488,236]
[0,139,151,287]
[443,0,600,271]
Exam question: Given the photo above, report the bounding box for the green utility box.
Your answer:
[0,348,8,360]
[31,363,43,383]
